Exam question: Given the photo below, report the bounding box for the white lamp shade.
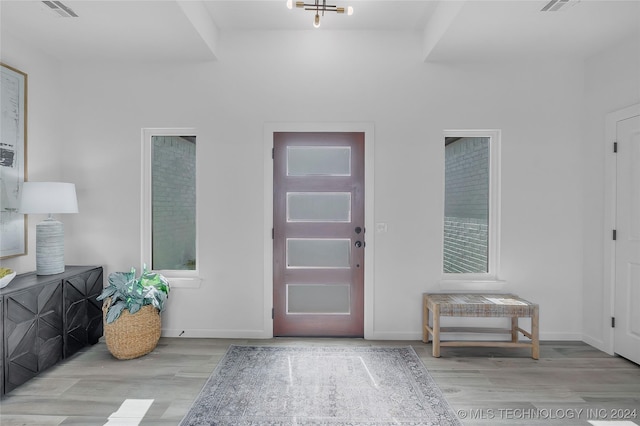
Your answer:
[19,182,79,214]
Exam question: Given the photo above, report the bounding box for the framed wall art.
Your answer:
[1,63,28,259]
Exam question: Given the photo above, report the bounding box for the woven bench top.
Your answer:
[424,293,538,317]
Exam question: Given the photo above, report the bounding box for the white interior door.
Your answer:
[614,112,640,365]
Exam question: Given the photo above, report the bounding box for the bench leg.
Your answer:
[531,307,540,360]
[422,300,430,343]
[432,305,441,358]
[511,317,519,343]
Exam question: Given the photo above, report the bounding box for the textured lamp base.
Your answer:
[36,218,65,275]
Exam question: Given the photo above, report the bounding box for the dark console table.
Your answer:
[0,265,103,396]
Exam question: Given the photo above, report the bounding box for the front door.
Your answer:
[273,132,364,336]
[614,111,640,365]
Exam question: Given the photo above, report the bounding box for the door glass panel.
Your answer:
[287,192,351,222]
[287,284,350,314]
[287,238,350,268]
[287,146,351,176]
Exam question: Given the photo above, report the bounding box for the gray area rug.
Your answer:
[179,345,462,425]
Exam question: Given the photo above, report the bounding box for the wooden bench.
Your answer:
[422,293,539,359]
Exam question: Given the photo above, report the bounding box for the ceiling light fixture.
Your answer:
[287,0,353,28]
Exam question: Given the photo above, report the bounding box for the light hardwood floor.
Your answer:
[0,339,638,425]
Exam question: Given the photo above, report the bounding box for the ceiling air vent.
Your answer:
[42,1,78,18]
[541,0,578,12]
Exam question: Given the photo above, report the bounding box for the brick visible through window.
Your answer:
[443,136,490,274]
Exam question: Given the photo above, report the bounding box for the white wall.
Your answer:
[0,35,67,273]
[582,35,640,352]
[2,30,587,340]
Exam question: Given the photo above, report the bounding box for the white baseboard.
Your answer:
[582,334,611,354]
[365,331,423,340]
[540,332,583,341]
[368,331,588,342]
[161,328,272,339]
[160,329,585,342]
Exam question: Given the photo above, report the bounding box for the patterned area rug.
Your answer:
[179,345,461,425]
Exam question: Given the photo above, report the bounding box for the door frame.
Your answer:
[263,122,375,338]
[603,103,640,355]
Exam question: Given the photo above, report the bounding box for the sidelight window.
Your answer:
[443,130,501,278]
[142,128,197,276]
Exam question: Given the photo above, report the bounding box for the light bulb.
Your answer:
[347,6,354,15]
[286,0,293,9]
[313,13,320,28]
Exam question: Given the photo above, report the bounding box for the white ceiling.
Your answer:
[1,0,638,63]
[426,0,640,62]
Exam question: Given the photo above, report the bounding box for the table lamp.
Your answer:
[19,182,78,275]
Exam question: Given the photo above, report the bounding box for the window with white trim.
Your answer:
[142,128,198,278]
[443,130,501,279]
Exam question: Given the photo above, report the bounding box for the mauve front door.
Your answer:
[273,132,364,337]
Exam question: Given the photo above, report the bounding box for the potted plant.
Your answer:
[97,266,170,360]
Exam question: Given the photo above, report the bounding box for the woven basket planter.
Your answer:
[102,298,161,360]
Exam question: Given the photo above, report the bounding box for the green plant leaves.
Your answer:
[97,266,170,323]
[96,285,116,301]
[106,300,127,323]
[128,302,142,315]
